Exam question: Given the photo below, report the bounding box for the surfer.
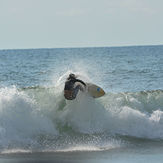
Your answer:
[64,73,86,100]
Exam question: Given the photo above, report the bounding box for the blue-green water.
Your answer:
[0,45,163,162]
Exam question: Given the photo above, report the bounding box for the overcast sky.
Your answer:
[0,0,162,49]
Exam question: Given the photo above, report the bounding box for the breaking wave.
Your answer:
[0,83,163,153]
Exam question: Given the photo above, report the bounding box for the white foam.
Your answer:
[0,79,163,153]
[1,149,31,154]
[54,86,163,139]
[0,86,58,149]
[99,92,163,139]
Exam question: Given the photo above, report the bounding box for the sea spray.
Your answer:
[23,82,163,139]
[0,86,58,150]
[56,92,110,134]
[0,82,163,153]
[99,91,163,138]
[18,83,163,140]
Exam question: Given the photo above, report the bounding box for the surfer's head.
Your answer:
[68,73,76,79]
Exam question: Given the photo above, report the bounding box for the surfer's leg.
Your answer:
[79,85,84,91]
[72,85,80,98]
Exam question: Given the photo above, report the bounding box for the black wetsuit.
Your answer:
[64,78,86,100]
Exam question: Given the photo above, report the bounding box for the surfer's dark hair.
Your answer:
[68,73,76,79]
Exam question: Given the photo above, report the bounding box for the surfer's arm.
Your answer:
[75,79,86,87]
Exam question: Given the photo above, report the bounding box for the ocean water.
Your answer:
[0,45,163,162]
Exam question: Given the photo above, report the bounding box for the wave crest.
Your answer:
[0,86,163,153]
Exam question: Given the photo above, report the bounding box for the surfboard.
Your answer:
[86,83,105,98]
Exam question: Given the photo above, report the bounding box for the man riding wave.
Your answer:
[64,73,86,100]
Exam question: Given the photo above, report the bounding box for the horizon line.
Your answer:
[0,44,163,51]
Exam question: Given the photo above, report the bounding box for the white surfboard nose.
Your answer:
[86,83,105,98]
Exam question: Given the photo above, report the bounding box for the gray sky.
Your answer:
[0,0,162,49]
